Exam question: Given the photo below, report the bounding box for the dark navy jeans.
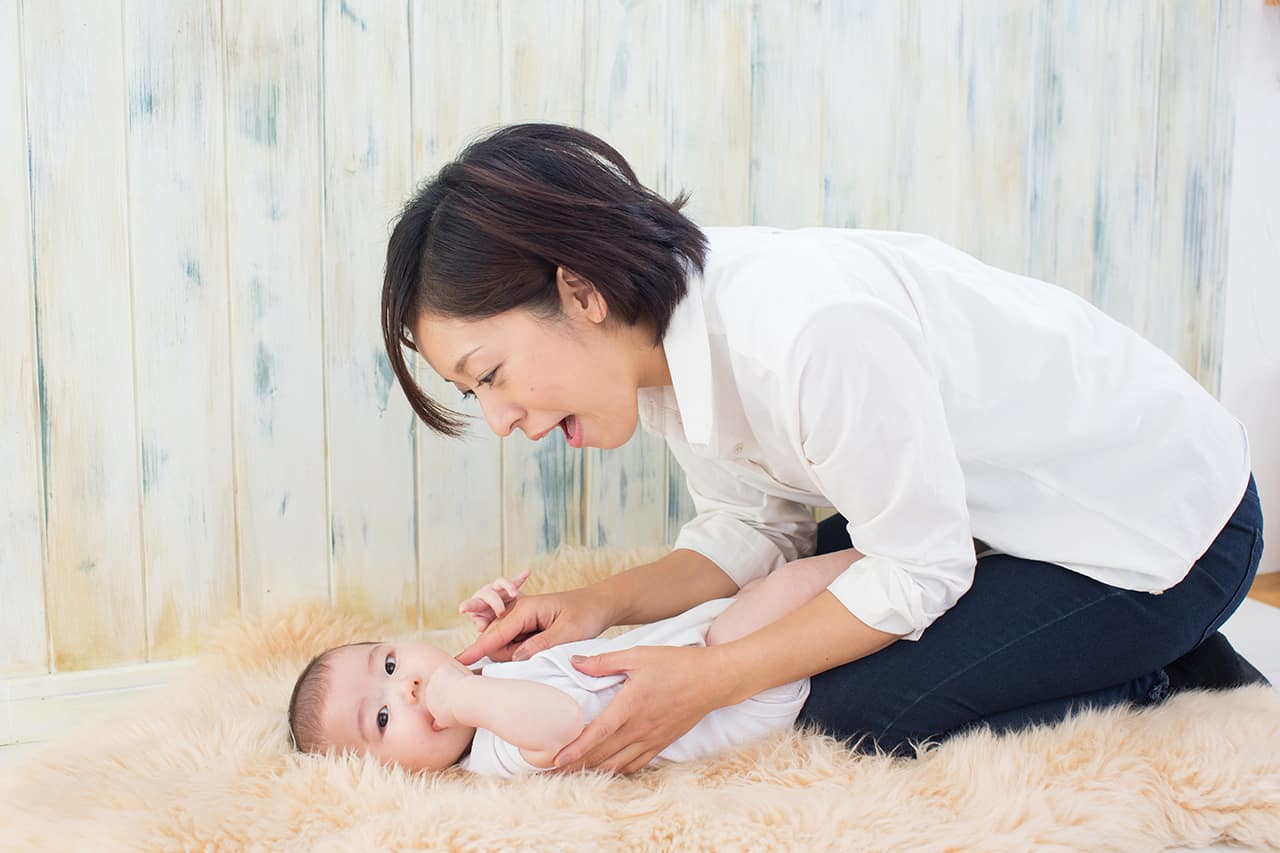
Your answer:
[798,475,1265,755]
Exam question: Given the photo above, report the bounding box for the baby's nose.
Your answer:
[400,676,421,705]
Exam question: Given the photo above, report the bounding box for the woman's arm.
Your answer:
[591,547,739,627]
[554,583,898,774]
[455,547,738,664]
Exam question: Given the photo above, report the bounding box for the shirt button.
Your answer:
[733,442,744,456]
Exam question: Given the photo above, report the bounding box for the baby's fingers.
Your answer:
[494,577,520,600]
[476,586,507,617]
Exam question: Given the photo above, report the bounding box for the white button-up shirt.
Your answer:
[637,227,1251,641]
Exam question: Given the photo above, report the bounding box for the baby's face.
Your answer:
[319,640,476,772]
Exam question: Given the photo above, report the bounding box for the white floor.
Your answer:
[1217,596,1280,686]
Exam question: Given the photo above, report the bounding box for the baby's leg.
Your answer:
[706,548,863,646]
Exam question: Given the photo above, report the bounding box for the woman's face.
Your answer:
[413,268,668,449]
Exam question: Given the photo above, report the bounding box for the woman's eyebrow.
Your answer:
[454,347,481,378]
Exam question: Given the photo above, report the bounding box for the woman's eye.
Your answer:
[460,368,497,401]
[384,653,396,675]
[377,706,389,731]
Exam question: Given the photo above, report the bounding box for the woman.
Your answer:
[381,123,1266,774]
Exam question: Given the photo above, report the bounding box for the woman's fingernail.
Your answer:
[512,649,528,661]
[571,655,586,665]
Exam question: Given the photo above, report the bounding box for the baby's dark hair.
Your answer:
[381,122,709,437]
[287,642,374,754]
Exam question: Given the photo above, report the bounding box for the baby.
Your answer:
[287,550,859,776]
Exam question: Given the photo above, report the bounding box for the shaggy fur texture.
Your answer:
[2,546,1278,852]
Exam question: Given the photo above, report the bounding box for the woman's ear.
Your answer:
[556,266,608,324]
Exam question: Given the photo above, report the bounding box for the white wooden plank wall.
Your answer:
[0,0,47,676]
[411,0,505,628]
[1,0,1239,681]
[22,2,148,672]
[322,1,418,628]
[583,0,671,552]
[123,0,238,661]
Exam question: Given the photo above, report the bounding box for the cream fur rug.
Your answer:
[2,546,1279,852]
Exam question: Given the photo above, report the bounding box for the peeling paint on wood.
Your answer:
[411,0,504,629]
[23,0,147,672]
[0,0,49,676]
[323,0,417,631]
[121,1,238,664]
[224,0,328,616]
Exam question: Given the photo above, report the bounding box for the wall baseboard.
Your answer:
[1,660,193,747]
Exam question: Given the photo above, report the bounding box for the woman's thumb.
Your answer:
[511,634,550,662]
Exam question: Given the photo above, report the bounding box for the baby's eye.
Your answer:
[377,706,389,731]
[384,652,396,675]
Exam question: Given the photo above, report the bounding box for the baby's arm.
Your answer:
[428,665,584,768]
[705,547,864,646]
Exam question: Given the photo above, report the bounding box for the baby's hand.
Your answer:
[458,568,531,633]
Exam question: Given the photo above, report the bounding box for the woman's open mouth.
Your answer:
[559,415,584,448]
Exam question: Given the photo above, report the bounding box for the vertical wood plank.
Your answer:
[410,0,504,626]
[581,0,669,550]
[1193,0,1238,394]
[123,0,238,661]
[0,0,50,675]
[666,0,752,228]
[943,2,1036,273]
[1021,1,1104,294]
[1146,0,1235,389]
[663,0,753,543]
[748,0,823,229]
[1082,2,1163,340]
[22,0,147,670]
[497,0,587,572]
[322,0,417,626]
[223,1,329,615]
[822,0,915,230]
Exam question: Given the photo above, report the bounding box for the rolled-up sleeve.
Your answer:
[792,300,976,640]
[667,435,817,590]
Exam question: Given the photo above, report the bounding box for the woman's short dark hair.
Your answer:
[380,122,708,437]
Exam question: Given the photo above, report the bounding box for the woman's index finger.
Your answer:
[453,605,535,663]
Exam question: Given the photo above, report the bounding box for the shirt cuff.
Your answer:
[673,511,789,589]
[825,553,972,641]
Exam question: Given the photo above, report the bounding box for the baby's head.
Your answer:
[288,639,476,772]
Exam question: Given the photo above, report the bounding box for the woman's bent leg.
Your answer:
[799,477,1264,755]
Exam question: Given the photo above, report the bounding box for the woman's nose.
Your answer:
[400,676,421,705]
[480,396,522,438]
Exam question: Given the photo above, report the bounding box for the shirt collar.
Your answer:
[659,257,715,447]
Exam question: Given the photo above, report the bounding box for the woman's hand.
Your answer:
[550,644,732,775]
[455,585,616,665]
